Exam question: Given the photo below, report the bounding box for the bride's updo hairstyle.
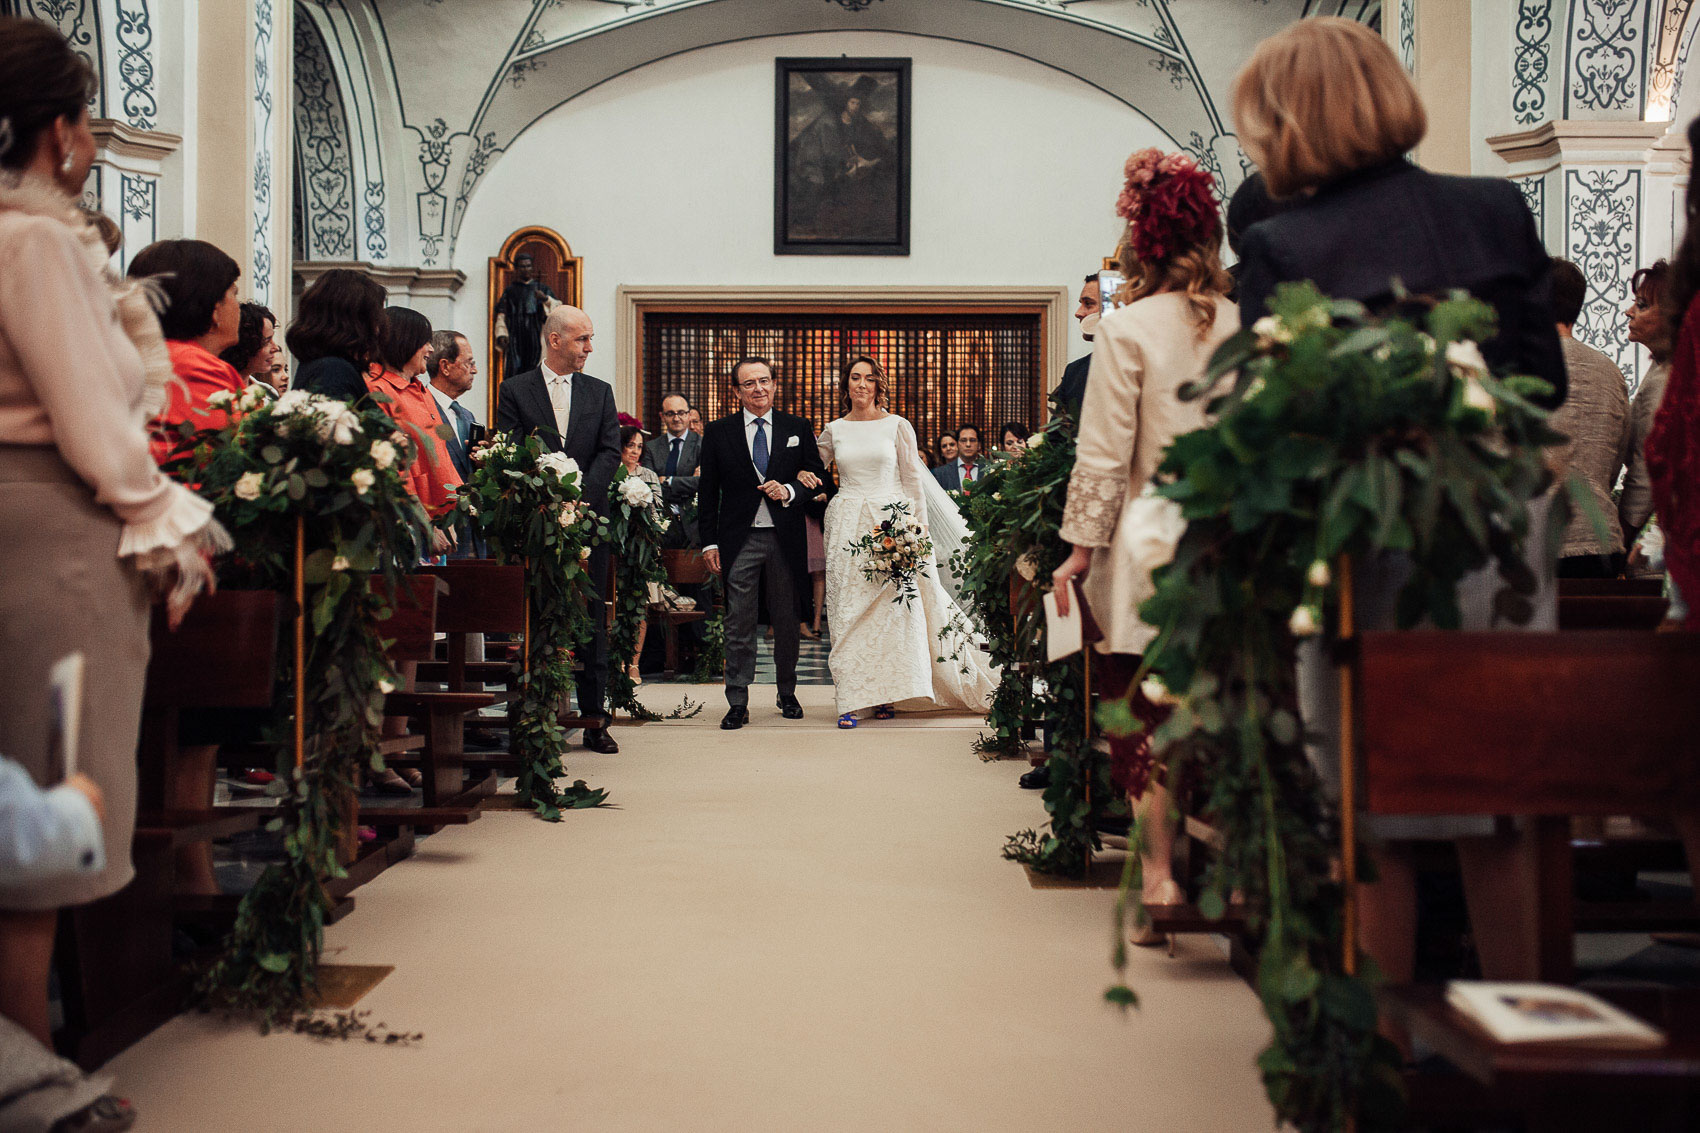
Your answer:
[839,353,890,411]
[1112,148,1233,337]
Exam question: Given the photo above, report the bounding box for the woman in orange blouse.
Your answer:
[126,239,244,464]
[366,307,461,542]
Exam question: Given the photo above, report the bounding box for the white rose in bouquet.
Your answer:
[1026,431,1044,450]
[273,389,311,415]
[234,471,265,500]
[324,406,362,446]
[538,452,581,481]
[369,439,398,469]
[350,468,376,495]
[1288,605,1320,637]
[558,501,579,526]
[208,389,236,409]
[618,476,655,508]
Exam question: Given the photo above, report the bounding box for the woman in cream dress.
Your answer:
[1051,149,1237,932]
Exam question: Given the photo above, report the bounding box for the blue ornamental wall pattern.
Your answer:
[293,13,355,260]
[1567,0,1650,114]
[113,0,156,131]
[23,0,102,115]
[414,117,458,265]
[1513,1,1552,125]
[1517,174,1547,238]
[364,181,387,261]
[1566,167,1640,380]
[252,0,275,304]
[1398,0,1415,72]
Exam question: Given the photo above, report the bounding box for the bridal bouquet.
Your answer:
[846,500,932,608]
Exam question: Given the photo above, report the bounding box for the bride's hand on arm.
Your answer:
[797,470,822,490]
[1050,545,1092,617]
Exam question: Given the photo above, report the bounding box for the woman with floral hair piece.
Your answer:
[1050,148,1238,940]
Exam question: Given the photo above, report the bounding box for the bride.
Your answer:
[811,355,998,728]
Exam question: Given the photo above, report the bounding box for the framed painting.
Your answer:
[774,57,911,256]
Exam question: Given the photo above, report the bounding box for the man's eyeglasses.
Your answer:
[661,409,690,417]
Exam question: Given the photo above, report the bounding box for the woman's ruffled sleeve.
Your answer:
[0,217,225,560]
[815,421,835,470]
[1059,319,1144,548]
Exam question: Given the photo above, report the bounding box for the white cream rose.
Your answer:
[369,439,398,470]
[350,468,376,495]
[234,471,265,500]
[618,476,656,507]
[1288,606,1320,637]
[538,452,581,481]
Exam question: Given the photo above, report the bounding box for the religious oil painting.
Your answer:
[775,57,911,256]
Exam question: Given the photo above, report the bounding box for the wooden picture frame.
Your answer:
[487,226,583,425]
[774,57,911,256]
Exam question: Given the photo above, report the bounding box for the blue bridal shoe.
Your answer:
[837,713,858,729]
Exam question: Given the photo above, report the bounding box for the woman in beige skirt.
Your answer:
[0,20,222,1049]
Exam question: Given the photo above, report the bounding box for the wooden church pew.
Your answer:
[56,590,279,1069]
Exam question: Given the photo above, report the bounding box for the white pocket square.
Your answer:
[785,435,799,447]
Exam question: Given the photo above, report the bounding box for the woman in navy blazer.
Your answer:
[1230,17,1564,1010]
[1234,20,1566,410]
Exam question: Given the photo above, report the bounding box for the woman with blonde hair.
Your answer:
[1232,16,1566,993]
[1050,149,1237,934]
[812,354,996,727]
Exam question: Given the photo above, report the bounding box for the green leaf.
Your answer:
[257,952,292,974]
[1104,985,1139,1008]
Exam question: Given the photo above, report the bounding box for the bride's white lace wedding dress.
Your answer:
[817,413,998,716]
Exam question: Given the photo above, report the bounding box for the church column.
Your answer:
[190,0,292,321]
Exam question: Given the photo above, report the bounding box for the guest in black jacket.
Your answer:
[494,304,622,753]
[287,268,388,402]
[1230,16,1565,1009]
[1234,18,1565,410]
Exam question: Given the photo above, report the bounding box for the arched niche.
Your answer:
[487,226,583,421]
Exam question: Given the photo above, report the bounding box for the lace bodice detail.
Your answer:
[819,414,929,524]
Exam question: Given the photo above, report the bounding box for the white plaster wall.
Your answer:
[451,30,1169,416]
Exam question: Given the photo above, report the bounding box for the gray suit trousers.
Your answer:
[723,529,799,706]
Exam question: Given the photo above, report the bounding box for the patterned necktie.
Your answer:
[752,417,769,478]
[666,436,682,477]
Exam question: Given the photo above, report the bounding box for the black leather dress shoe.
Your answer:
[721,705,749,730]
[776,694,804,720]
[582,727,620,754]
[1018,765,1050,790]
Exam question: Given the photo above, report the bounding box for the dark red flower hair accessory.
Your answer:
[1114,148,1222,264]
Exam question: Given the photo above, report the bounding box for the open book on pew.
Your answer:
[1446,981,1667,1048]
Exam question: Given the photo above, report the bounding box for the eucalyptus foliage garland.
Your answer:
[158,387,432,1027]
[603,467,669,720]
[949,422,1125,876]
[1104,284,1568,1131]
[449,435,608,819]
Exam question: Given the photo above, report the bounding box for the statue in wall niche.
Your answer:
[493,252,560,378]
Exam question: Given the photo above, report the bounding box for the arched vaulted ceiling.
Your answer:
[293,0,1384,268]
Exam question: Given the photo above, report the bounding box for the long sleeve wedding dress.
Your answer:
[817,413,998,717]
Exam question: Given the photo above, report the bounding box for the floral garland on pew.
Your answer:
[448,435,608,819]
[157,386,433,1029]
[947,420,1126,877]
[602,468,668,719]
[1103,284,1575,1131]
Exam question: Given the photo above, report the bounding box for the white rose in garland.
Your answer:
[234,471,266,500]
[618,476,655,508]
[538,451,581,482]
[351,468,376,496]
[369,439,398,470]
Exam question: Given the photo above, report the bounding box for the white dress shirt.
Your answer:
[428,382,465,440]
[540,360,572,441]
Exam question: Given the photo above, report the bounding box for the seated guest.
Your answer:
[126,239,244,462]
[931,425,985,491]
[366,307,461,529]
[287,268,387,402]
[619,423,666,682]
[1053,273,1103,416]
[220,301,280,398]
[1620,260,1673,567]
[1548,258,1628,577]
[999,420,1030,455]
[934,431,957,467]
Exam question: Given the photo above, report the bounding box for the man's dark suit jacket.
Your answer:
[1051,354,1092,420]
[640,430,702,509]
[493,368,621,511]
[697,409,825,589]
[1236,159,1566,409]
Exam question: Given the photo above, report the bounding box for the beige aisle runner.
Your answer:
[108,683,1274,1132]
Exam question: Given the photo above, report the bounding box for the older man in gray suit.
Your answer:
[641,391,702,546]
